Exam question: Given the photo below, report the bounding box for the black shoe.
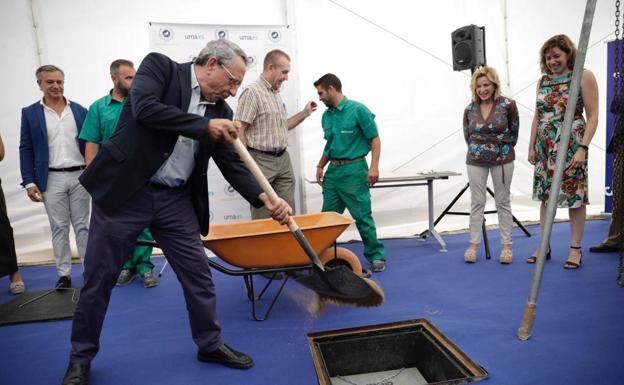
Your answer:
[589,243,620,253]
[61,362,90,385]
[197,344,254,369]
[56,276,72,290]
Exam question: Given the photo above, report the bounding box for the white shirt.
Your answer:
[40,99,85,168]
[150,63,210,187]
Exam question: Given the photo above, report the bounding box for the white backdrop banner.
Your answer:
[148,22,301,225]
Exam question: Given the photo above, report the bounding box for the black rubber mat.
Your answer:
[0,288,79,326]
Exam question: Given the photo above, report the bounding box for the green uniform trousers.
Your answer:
[321,160,385,263]
[122,228,154,276]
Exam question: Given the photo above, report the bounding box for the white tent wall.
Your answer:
[294,0,612,242]
[0,0,612,263]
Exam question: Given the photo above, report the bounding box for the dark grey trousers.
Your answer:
[69,184,223,363]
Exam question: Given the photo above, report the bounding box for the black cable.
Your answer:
[327,0,464,75]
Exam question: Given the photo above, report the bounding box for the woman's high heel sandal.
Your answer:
[9,281,25,294]
[526,245,551,264]
[499,248,513,264]
[563,246,582,269]
[464,248,477,263]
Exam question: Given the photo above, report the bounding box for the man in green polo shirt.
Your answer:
[313,73,386,273]
[79,59,159,288]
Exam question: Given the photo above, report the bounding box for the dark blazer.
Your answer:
[19,100,87,191]
[79,52,263,236]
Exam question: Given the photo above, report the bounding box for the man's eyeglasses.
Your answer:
[219,63,243,86]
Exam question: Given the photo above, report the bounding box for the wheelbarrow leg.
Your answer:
[243,273,281,301]
[243,275,254,301]
[246,273,291,321]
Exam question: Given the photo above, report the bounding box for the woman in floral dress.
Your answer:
[527,34,599,269]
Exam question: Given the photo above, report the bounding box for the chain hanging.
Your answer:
[612,1,624,123]
[614,0,624,287]
[613,1,624,129]
[616,0,623,103]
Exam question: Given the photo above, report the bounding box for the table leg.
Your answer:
[427,179,447,252]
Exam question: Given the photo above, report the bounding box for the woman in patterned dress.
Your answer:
[527,34,599,269]
[463,67,519,264]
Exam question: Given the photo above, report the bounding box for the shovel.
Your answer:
[231,138,384,307]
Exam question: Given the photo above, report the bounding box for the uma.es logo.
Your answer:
[159,28,174,41]
[224,184,237,197]
[215,29,229,39]
[268,30,281,42]
[247,55,257,68]
[185,33,205,40]
[223,213,243,221]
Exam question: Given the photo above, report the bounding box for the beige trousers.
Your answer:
[467,163,514,245]
[248,150,295,219]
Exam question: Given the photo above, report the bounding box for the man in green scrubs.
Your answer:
[79,59,158,288]
[313,73,386,273]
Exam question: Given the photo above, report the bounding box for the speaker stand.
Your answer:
[420,182,531,259]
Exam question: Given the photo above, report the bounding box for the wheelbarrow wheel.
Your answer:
[319,247,363,277]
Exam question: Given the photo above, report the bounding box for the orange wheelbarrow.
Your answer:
[141,212,363,321]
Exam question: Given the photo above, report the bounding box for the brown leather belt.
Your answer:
[247,147,287,157]
[329,157,365,166]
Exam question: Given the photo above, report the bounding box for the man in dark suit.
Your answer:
[61,39,291,385]
[19,65,90,289]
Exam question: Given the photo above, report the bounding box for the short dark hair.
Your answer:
[110,59,134,75]
[36,65,64,81]
[263,49,290,70]
[313,73,342,92]
[539,34,576,75]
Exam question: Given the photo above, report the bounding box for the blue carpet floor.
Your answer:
[1,219,623,385]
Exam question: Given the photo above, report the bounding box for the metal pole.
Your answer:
[502,0,511,88]
[28,0,43,66]
[517,0,597,341]
[284,0,308,214]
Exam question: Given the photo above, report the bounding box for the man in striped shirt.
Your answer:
[235,49,316,219]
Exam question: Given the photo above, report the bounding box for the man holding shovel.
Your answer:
[61,39,291,385]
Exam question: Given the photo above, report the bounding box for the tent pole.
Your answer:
[503,0,511,88]
[283,0,308,214]
[518,0,597,341]
[28,0,43,66]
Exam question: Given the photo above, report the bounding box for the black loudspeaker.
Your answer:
[451,25,486,71]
